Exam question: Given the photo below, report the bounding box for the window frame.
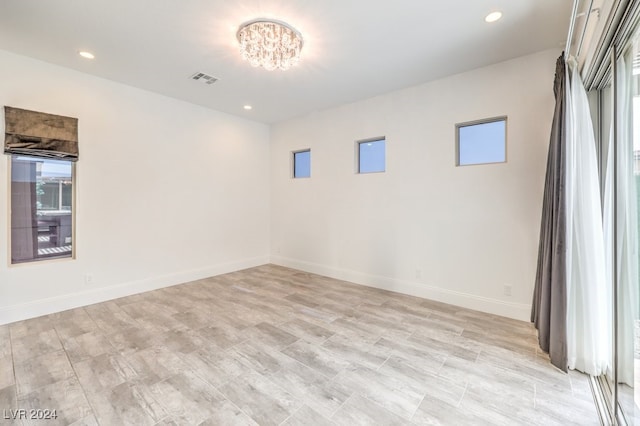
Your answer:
[356,137,386,174]
[455,116,507,167]
[8,155,76,265]
[292,148,311,179]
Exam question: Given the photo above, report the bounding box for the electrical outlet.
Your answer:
[415,269,423,279]
[503,284,512,296]
[84,273,94,286]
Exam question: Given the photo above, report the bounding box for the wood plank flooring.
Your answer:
[1,264,598,425]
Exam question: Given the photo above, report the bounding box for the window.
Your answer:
[11,156,74,263]
[293,149,311,178]
[357,138,385,173]
[456,117,507,166]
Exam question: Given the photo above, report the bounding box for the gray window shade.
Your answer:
[4,106,78,161]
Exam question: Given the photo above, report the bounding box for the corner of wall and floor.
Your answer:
[0,49,271,325]
[268,48,560,323]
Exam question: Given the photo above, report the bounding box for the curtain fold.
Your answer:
[565,60,610,376]
[532,54,568,372]
[4,106,79,160]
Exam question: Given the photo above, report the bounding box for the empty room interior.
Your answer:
[0,0,639,425]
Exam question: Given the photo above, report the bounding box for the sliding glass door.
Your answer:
[566,0,640,423]
[614,32,640,423]
[590,22,640,424]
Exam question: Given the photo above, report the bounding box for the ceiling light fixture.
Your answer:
[244,105,253,110]
[236,19,303,71]
[485,11,503,23]
[78,51,95,59]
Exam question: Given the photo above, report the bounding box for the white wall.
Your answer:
[0,50,270,324]
[270,49,560,321]
[0,48,559,324]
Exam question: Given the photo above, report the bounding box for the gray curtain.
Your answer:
[4,106,78,160]
[531,54,567,372]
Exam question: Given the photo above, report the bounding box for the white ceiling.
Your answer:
[0,1,571,124]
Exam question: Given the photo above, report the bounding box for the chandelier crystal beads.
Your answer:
[236,19,303,71]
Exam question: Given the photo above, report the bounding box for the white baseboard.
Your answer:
[0,256,269,325]
[271,255,531,322]
[1,255,531,325]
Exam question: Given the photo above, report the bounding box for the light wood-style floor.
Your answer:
[0,265,597,425]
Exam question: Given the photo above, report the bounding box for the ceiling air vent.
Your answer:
[190,72,218,85]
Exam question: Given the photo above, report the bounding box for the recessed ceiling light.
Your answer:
[78,51,95,59]
[244,105,252,110]
[485,11,502,23]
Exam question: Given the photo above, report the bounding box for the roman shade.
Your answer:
[4,106,78,161]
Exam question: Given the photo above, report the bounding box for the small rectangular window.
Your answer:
[456,117,506,166]
[293,149,311,178]
[11,155,74,264]
[358,138,385,173]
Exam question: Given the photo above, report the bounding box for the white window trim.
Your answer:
[7,155,77,266]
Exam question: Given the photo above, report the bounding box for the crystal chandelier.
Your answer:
[236,19,303,71]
